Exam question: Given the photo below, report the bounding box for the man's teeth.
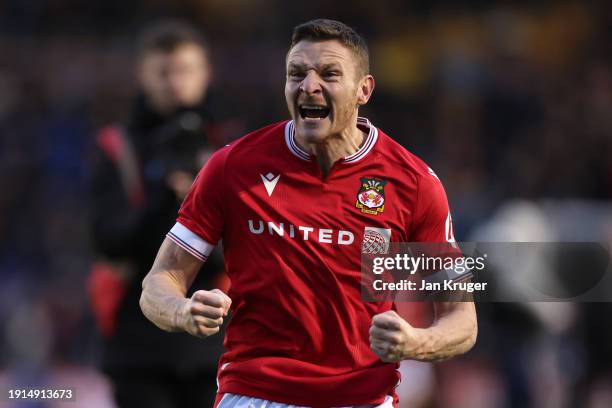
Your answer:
[301,105,327,109]
[299,104,330,120]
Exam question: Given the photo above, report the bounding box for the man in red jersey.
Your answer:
[140,19,477,407]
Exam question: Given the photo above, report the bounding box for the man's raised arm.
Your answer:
[140,238,231,338]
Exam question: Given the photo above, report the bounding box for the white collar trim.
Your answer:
[284,117,378,163]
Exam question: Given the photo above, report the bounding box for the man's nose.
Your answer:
[300,71,322,95]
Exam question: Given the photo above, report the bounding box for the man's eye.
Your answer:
[324,71,340,78]
[289,72,304,78]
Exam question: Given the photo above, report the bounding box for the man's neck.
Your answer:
[296,119,366,176]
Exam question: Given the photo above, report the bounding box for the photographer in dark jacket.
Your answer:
[89,21,230,408]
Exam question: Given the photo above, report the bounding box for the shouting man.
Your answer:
[140,19,477,407]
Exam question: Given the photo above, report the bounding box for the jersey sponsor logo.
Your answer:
[361,226,391,254]
[260,172,280,197]
[356,177,387,215]
[248,219,355,245]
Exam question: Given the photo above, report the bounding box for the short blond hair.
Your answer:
[289,19,370,76]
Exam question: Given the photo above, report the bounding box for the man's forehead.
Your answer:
[287,40,353,67]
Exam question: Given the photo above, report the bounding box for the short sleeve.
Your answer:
[410,168,470,283]
[410,169,456,244]
[167,146,230,260]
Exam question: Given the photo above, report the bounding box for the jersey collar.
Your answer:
[284,117,379,163]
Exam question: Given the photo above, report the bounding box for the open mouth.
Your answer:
[299,104,330,120]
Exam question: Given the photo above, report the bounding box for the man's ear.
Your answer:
[357,74,375,106]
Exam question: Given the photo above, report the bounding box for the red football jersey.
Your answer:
[167,118,455,406]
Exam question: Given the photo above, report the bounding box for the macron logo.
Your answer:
[260,172,280,197]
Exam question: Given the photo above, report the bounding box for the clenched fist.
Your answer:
[369,310,423,362]
[178,289,232,339]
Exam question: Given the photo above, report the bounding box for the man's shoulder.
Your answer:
[375,128,438,182]
[228,120,288,149]
[204,120,288,170]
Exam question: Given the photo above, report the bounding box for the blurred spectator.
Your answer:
[88,20,230,408]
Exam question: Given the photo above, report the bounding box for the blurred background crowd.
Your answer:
[1,1,612,407]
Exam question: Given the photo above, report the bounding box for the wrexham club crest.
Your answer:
[356,177,387,215]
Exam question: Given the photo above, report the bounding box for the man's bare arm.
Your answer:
[140,238,231,338]
[370,300,477,363]
[413,300,477,361]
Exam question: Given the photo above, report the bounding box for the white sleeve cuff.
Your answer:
[166,222,215,262]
